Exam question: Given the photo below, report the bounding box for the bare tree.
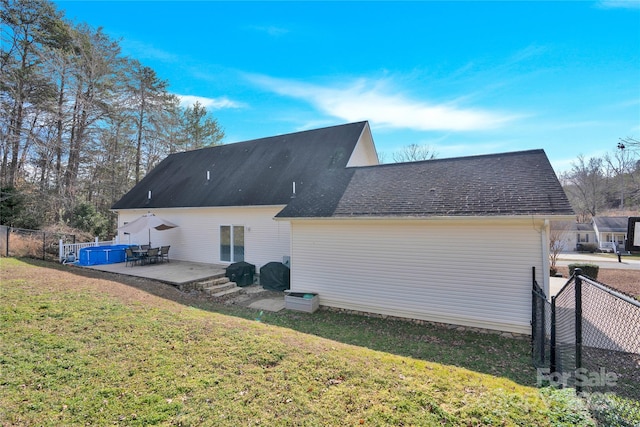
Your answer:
[392,143,437,163]
[619,137,639,152]
[0,0,59,186]
[124,60,176,183]
[0,0,226,230]
[63,25,121,195]
[562,155,606,218]
[549,221,571,275]
[604,142,636,209]
[616,137,640,208]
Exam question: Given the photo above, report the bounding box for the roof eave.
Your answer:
[275,213,577,222]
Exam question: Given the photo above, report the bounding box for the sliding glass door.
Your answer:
[220,225,244,263]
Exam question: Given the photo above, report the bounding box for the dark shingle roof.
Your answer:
[551,221,594,232]
[593,216,628,232]
[112,122,367,209]
[277,149,574,218]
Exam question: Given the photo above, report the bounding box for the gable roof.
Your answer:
[593,216,628,233]
[112,121,369,210]
[551,221,594,232]
[276,149,574,219]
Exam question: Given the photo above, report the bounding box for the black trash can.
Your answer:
[225,261,255,287]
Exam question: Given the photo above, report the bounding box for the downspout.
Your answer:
[541,219,551,297]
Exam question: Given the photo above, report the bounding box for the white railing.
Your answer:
[599,241,615,252]
[59,236,119,263]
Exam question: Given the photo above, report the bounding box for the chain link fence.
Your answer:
[580,275,640,399]
[533,267,640,400]
[553,279,578,387]
[531,275,551,369]
[0,225,75,262]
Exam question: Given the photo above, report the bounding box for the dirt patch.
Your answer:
[557,266,640,299]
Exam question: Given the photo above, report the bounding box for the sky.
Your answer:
[54,1,640,173]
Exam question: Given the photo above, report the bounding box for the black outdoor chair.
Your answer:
[125,248,141,267]
[146,247,160,265]
[160,245,170,263]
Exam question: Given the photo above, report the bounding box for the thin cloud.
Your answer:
[596,0,640,9]
[248,75,520,132]
[177,94,244,110]
[246,25,290,37]
[123,39,179,63]
[432,142,511,158]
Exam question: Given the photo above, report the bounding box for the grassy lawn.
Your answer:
[0,258,598,426]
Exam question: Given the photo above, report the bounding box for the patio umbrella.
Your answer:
[117,213,178,246]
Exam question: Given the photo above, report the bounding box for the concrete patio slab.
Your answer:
[549,276,569,297]
[248,297,286,312]
[79,260,227,286]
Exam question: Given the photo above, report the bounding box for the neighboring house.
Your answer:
[113,121,574,334]
[592,216,628,252]
[550,221,596,251]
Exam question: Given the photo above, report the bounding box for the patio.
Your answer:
[79,260,287,312]
[81,259,228,287]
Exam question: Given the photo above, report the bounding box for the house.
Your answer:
[113,121,574,334]
[551,217,631,253]
[592,216,628,252]
[275,149,574,334]
[550,221,597,252]
[112,122,378,268]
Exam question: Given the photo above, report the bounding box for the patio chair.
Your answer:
[160,245,170,263]
[125,248,141,267]
[146,247,160,265]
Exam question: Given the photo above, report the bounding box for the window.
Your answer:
[578,233,589,243]
[220,225,244,263]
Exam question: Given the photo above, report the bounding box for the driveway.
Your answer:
[556,252,640,271]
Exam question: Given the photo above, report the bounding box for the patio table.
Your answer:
[132,248,149,265]
[133,248,161,265]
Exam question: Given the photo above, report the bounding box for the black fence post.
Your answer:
[5,227,9,257]
[550,295,557,376]
[531,266,536,353]
[574,268,583,394]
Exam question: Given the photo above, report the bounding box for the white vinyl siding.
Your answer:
[117,206,290,269]
[346,123,379,167]
[290,218,546,334]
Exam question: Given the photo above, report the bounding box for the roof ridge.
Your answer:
[112,120,367,210]
[347,148,546,170]
[168,121,368,157]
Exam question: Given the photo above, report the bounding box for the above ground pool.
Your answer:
[78,244,130,266]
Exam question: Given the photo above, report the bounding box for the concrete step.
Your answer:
[193,276,230,291]
[202,281,236,294]
[210,286,244,299]
[201,276,232,287]
[176,271,229,293]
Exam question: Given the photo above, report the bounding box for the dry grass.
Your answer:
[557,266,640,298]
[7,234,44,259]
